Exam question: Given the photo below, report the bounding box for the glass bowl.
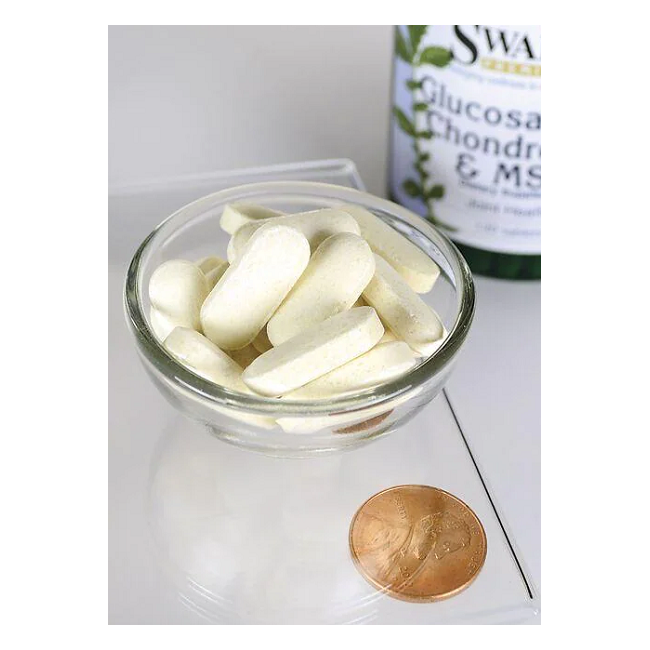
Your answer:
[124,181,475,456]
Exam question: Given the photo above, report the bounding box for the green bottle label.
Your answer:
[390,25,541,255]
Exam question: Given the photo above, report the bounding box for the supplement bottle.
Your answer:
[389,25,541,279]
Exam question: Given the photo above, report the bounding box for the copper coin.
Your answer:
[334,410,393,434]
[349,485,487,602]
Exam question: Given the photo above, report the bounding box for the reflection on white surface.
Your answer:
[147,420,385,623]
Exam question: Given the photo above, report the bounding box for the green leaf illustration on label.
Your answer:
[393,26,454,229]
[402,179,422,197]
[415,165,429,182]
[395,29,412,63]
[392,106,416,136]
[407,26,427,54]
[418,46,453,67]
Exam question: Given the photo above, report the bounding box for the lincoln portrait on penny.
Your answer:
[360,509,472,581]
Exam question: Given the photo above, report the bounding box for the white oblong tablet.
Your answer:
[252,327,273,354]
[164,327,248,392]
[196,256,225,274]
[285,342,417,400]
[204,259,229,290]
[410,327,448,359]
[200,223,310,350]
[363,255,445,357]
[228,343,260,369]
[277,391,417,434]
[227,208,361,263]
[267,232,375,346]
[164,327,276,429]
[149,259,209,331]
[339,204,440,294]
[220,203,284,235]
[149,307,177,342]
[242,307,384,397]
[379,329,397,344]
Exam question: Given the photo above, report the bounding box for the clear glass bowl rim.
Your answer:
[124,181,475,416]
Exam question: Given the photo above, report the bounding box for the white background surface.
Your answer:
[108,26,540,622]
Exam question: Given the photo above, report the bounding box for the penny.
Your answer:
[349,485,487,602]
[334,410,393,434]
